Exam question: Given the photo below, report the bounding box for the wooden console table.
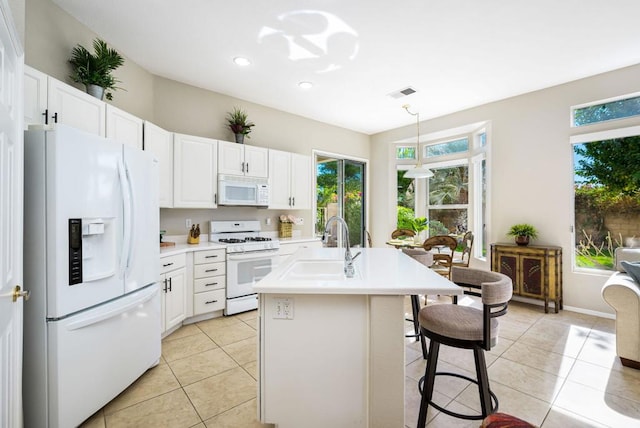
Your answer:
[490,243,563,313]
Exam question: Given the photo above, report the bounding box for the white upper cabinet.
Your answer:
[173,133,218,208]
[106,105,143,150]
[268,149,312,210]
[218,140,268,178]
[290,153,312,210]
[143,121,174,208]
[23,65,47,128]
[24,65,106,136]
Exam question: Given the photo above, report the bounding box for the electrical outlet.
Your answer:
[186,218,192,229]
[274,297,294,319]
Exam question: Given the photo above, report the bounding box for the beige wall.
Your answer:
[24,0,154,120]
[25,0,370,239]
[372,63,640,315]
[26,0,640,314]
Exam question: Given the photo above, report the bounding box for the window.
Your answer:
[572,93,640,127]
[427,163,469,235]
[571,126,640,271]
[396,125,488,260]
[425,137,469,158]
[396,146,416,160]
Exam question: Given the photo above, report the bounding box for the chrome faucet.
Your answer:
[323,216,357,278]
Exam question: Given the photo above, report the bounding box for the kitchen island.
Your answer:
[253,247,462,428]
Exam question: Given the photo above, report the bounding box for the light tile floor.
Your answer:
[81,298,640,428]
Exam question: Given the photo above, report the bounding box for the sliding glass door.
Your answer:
[315,154,367,247]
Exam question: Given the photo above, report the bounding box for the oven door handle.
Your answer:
[226,250,280,261]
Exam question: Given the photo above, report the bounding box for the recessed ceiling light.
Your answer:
[298,81,313,89]
[233,57,251,66]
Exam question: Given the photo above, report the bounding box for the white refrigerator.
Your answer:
[22,124,161,428]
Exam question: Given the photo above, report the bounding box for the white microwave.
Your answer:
[218,174,269,207]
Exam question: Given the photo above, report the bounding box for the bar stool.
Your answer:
[417,267,512,425]
[401,248,433,359]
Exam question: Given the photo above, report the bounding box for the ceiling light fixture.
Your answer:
[298,81,313,89]
[402,104,434,179]
[233,57,251,66]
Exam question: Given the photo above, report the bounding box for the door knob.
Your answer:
[12,285,30,303]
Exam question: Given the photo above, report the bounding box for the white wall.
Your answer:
[372,63,640,315]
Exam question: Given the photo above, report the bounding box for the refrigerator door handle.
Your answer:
[64,286,158,331]
[118,159,134,274]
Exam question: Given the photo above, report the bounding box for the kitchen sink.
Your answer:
[279,259,360,281]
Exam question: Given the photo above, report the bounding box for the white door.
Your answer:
[268,149,292,209]
[244,145,269,178]
[36,125,125,317]
[291,153,312,209]
[143,121,174,208]
[106,104,143,150]
[173,133,217,208]
[23,65,47,128]
[47,76,106,136]
[218,139,244,175]
[123,146,159,293]
[0,1,24,426]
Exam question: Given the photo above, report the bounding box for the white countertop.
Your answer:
[253,247,462,296]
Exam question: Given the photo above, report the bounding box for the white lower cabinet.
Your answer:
[160,253,187,333]
[193,249,226,315]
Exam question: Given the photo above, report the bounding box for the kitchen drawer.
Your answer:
[194,289,225,314]
[194,249,225,264]
[160,253,186,274]
[194,276,226,293]
[193,261,226,279]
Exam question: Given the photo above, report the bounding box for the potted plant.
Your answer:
[226,107,255,144]
[68,38,125,101]
[410,217,428,244]
[507,223,538,246]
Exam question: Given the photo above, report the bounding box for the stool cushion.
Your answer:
[481,412,536,427]
[419,304,498,342]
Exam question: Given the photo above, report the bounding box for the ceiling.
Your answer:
[52,0,640,135]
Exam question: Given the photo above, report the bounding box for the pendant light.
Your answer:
[402,104,433,179]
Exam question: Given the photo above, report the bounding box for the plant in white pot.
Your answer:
[68,38,124,101]
[410,217,429,244]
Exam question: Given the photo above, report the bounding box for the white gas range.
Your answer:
[210,220,280,315]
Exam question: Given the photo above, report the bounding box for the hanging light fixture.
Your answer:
[402,104,433,179]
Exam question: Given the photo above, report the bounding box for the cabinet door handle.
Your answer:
[205,255,218,259]
[205,268,218,273]
[168,277,172,292]
[205,300,218,304]
[205,282,218,287]
[42,109,48,125]
[162,262,174,267]
[246,163,249,173]
[292,196,295,206]
[288,197,292,206]
[214,193,217,204]
[163,278,168,293]
[52,112,58,123]
[241,162,245,173]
